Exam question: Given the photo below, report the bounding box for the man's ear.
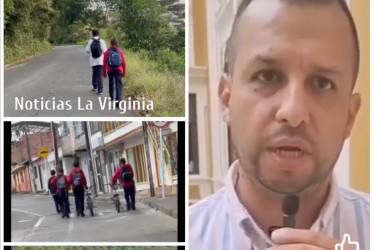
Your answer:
[219,74,233,124]
[344,93,361,139]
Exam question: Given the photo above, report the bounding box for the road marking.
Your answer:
[12,208,43,217]
[18,220,32,223]
[105,215,131,223]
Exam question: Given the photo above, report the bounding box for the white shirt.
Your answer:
[85,36,107,66]
[189,160,369,250]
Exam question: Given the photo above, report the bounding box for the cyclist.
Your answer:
[111,158,136,211]
[69,156,88,217]
[50,167,71,219]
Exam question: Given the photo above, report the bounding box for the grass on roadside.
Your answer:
[5,39,52,66]
[122,50,184,117]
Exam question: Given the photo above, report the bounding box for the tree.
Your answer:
[157,0,185,28]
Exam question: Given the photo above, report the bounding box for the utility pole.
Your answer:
[24,124,37,193]
[51,122,59,170]
[142,122,155,197]
[83,122,97,197]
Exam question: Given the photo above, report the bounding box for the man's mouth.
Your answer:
[272,147,304,158]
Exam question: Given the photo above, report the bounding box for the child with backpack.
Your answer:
[69,156,88,217]
[85,29,107,95]
[48,169,61,214]
[111,158,136,211]
[102,38,126,108]
[50,167,71,219]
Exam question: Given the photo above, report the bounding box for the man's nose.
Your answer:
[275,82,311,127]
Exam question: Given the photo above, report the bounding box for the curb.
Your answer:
[139,197,178,219]
[4,48,53,69]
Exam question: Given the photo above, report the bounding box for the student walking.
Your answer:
[86,29,107,95]
[69,156,88,217]
[111,158,136,211]
[103,38,126,108]
[48,169,60,214]
[50,167,71,219]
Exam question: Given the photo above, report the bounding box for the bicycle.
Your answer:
[86,186,94,216]
[111,184,121,213]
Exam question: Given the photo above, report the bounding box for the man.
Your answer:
[103,37,126,108]
[85,29,107,95]
[69,156,88,217]
[48,169,60,214]
[50,167,71,219]
[189,0,369,250]
[111,158,136,211]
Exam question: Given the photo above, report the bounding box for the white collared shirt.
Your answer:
[85,36,107,66]
[189,160,369,250]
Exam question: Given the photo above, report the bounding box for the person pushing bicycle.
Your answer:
[111,158,136,211]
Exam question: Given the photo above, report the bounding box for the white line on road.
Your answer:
[12,208,43,217]
[18,220,32,223]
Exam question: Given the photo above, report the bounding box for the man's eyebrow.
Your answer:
[253,55,281,65]
[309,64,341,75]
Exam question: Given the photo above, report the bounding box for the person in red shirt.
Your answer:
[111,158,136,211]
[103,38,126,108]
[50,167,71,219]
[69,156,88,217]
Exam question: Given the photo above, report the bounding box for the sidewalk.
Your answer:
[95,185,178,218]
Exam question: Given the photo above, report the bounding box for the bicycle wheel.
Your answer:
[115,199,120,213]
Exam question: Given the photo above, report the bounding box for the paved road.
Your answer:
[11,194,177,242]
[4,45,136,117]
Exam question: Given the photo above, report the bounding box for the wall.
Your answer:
[350,0,370,193]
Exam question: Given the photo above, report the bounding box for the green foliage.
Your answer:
[139,48,184,75]
[123,50,185,116]
[158,0,185,28]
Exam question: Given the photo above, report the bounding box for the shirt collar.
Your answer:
[224,160,340,246]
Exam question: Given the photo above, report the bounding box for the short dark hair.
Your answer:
[224,0,360,83]
[58,167,64,174]
[92,29,99,36]
[50,169,56,175]
[120,158,126,164]
[73,156,80,167]
[111,38,118,46]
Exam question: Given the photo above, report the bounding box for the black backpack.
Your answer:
[73,171,82,186]
[121,166,133,182]
[90,38,102,58]
[108,48,122,67]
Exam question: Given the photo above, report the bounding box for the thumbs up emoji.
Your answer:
[335,234,359,250]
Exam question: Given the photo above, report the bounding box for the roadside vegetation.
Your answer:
[4,0,185,116]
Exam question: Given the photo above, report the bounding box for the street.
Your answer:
[4,45,136,117]
[11,194,177,242]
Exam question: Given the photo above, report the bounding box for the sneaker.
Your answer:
[66,214,70,218]
[92,88,97,91]
[81,212,85,217]
[98,92,103,95]
[132,205,136,210]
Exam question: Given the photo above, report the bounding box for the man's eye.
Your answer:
[312,76,333,90]
[256,70,282,83]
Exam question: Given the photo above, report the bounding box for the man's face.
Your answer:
[220,0,361,194]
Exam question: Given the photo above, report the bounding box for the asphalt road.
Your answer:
[11,194,177,242]
[4,45,137,117]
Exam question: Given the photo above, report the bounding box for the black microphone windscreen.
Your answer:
[282,195,299,215]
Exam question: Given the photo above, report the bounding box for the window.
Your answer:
[101,122,129,134]
[90,122,100,134]
[189,94,200,174]
[126,145,148,183]
[60,122,70,137]
[73,122,84,138]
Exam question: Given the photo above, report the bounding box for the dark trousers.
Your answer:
[123,185,135,209]
[108,70,123,101]
[92,65,103,93]
[73,186,85,215]
[59,191,70,217]
[52,194,60,213]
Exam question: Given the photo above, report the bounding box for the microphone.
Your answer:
[282,195,299,228]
